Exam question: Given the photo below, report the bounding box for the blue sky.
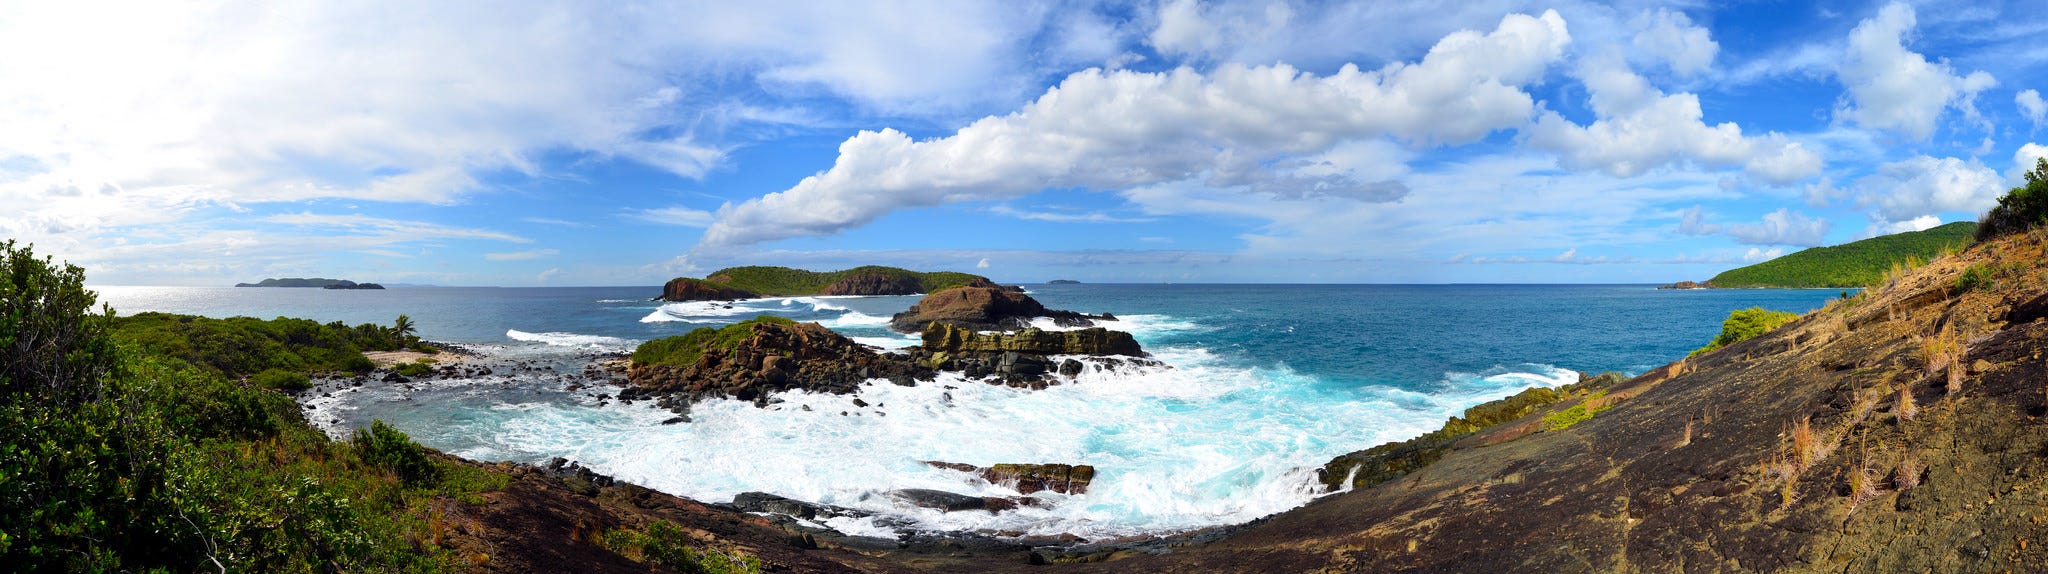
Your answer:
[5,0,2048,286]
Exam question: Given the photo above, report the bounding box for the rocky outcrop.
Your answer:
[927,461,1095,495]
[622,320,929,409]
[888,286,1109,333]
[818,272,924,296]
[918,323,1141,356]
[1315,371,1623,492]
[659,277,757,302]
[1657,280,1709,289]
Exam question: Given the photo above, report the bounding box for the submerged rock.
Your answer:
[887,488,987,512]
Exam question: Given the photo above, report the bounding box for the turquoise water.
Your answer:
[95,283,1840,538]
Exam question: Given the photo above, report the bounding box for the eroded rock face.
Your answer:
[818,272,923,296]
[919,323,1142,356]
[659,278,756,302]
[623,320,930,407]
[888,286,1051,332]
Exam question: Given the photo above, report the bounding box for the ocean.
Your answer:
[94,283,1842,539]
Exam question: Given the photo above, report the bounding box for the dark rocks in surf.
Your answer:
[926,461,1096,495]
[903,323,1154,387]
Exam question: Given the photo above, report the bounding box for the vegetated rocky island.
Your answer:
[1660,221,1975,289]
[236,277,386,289]
[658,265,1008,301]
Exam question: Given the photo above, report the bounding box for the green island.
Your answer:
[662,265,990,301]
[1697,221,1976,288]
[236,277,386,289]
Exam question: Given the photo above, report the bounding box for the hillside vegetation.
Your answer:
[702,265,985,296]
[1705,221,1975,288]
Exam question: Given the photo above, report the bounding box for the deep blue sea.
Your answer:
[95,283,1841,538]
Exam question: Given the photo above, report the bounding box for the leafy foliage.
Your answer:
[631,316,796,368]
[1541,391,1611,431]
[697,265,986,296]
[1977,158,2048,242]
[112,312,414,378]
[599,520,761,574]
[253,367,313,391]
[1706,222,1975,288]
[1954,263,1994,293]
[0,240,500,572]
[1690,307,1800,357]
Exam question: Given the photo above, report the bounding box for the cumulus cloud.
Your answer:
[1677,205,1720,235]
[1854,155,2002,224]
[1631,8,1718,76]
[1723,208,1831,246]
[2021,90,2047,128]
[2012,143,2048,184]
[1835,3,1996,140]
[1525,52,1821,184]
[1743,247,1785,262]
[977,257,991,269]
[699,10,1572,247]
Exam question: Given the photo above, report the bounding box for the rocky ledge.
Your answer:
[888,285,1113,333]
[659,277,757,301]
[1657,280,1710,289]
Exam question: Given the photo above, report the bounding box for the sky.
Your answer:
[5,0,2048,286]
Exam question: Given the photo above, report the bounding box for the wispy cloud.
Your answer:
[988,205,1155,223]
[625,207,716,227]
[485,248,559,261]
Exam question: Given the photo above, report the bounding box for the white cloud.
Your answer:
[1525,52,1821,184]
[2020,89,2047,128]
[1872,215,1942,235]
[264,213,529,243]
[1677,205,1720,235]
[1147,0,1294,60]
[1803,177,1845,208]
[988,205,1155,223]
[1835,3,1996,140]
[1854,155,2002,223]
[627,207,716,227]
[699,10,1572,248]
[1631,8,1718,76]
[1723,208,1831,246]
[1743,247,1785,262]
[977,257,991,269]
[2011,142,2048,184]
[537,267,561,282]
[485,249,559,261]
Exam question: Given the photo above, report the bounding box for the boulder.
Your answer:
[888,286,1050,332]
[660,278,757,302]
[887,488,988,512]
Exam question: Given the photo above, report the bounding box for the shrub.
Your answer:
[599,519,761,574]
[352,420,440,486]
[394,360,434,377]
[1954,263,1993,293]
[1977,157,2048,242]
[1541,391,1611,431]
[1690,307,1800,357]
[253,367,312,391]
[0,240,117,407]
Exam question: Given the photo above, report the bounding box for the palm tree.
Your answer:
[392,314,416,346]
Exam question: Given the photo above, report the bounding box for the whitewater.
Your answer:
[97,283,1843,540]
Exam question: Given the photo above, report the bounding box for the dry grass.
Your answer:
[1896,386,1917,422]
[1675,418,1693,448]
[1917,327,1964,393]
[1896,451,1922,491]
[1791,417,1818,469]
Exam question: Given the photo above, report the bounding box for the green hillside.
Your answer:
[1707,221,1977,288]
[699,265,986,296]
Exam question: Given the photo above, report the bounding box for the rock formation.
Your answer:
[1657,280,1709,289]
[817,272,923,296]
[659,277,758,302]
[621,319,929,409]
[888,286,1109,333]
[926,461,1095,495]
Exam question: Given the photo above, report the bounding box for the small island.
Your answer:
[659,265,1004,301]
[236,277,386,290]
[1046,279,1081,284]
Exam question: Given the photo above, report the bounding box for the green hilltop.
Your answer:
[1706,221,1977,288]
[697,265,987,297]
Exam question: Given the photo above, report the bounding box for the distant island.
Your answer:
[660,265,1000,301]
[235,278,386,290]
[1662,221,1976,289]
[1047,279,1081,284]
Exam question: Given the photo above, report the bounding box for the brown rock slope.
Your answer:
[1041,228,2048,572]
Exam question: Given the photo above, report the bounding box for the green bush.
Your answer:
[1954,263,1994,293]
[1690,307,1800,357]
[1978,158,2048,242]
[394,360,434,377]
[113,312,417,378]
[353,420,440,486]
[1541,391,1611,431]
[631,316,796,368]
[253,367,312,391]
[599,520,761,574]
